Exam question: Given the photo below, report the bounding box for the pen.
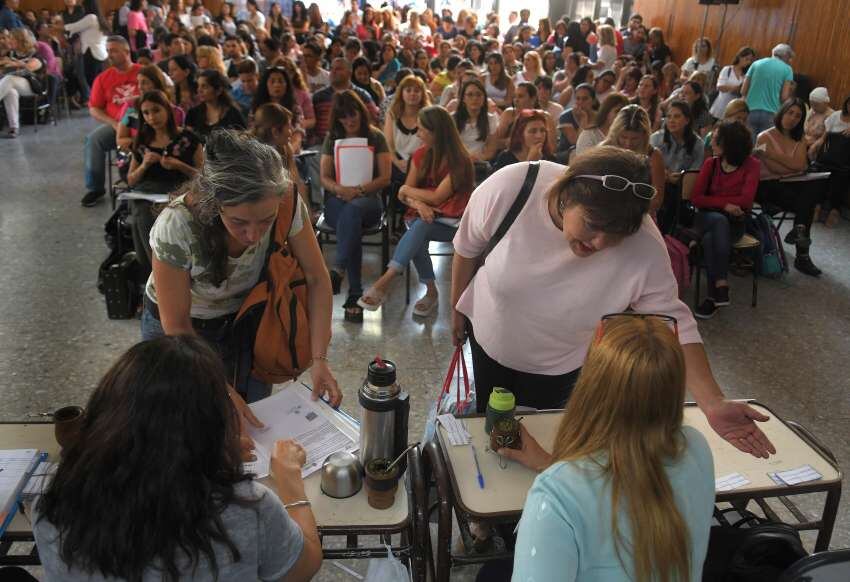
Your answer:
[471,444,485,489]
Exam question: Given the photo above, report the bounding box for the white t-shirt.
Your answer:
[575,127,605,154]
[305,68,331,94]
[596,45,617,68]
[453,160,701,374]
[682,57,717,87]
[458,112,500,155]
[709,65,743,119]
[824,110,850,134]
[249,10,266,30]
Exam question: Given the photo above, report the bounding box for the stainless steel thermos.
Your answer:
[358,358,410,473]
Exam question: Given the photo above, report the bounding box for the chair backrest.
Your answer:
[681,170,699,200]
[778,548,850,582]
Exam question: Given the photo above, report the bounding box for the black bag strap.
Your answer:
[479,161,540,265]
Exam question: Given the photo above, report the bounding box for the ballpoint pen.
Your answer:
[471,444,485,489]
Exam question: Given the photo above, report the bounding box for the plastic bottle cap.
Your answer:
[488,388,515,411]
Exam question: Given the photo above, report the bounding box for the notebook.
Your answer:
[0,449,46,536]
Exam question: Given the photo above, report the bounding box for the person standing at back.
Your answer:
[742,43,795,141]
[80,35,141,207]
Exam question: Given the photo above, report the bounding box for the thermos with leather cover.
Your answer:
[359,358,410,474]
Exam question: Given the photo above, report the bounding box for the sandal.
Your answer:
[413,292,438,317]
[357,286,387,311]
[329,270,343,295]
[342,295,363,323]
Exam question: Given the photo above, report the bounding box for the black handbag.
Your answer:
[98,202,143,319]
[815,132,850,171]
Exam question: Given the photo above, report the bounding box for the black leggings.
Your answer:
[756,179,820,233]
[468,325,580,413]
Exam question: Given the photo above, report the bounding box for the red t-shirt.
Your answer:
[90,64,142,122]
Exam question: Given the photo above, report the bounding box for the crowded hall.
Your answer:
[2,0,850,579]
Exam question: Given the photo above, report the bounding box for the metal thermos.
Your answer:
[359,359,410,473]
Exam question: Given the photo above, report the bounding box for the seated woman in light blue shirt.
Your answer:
[501,314,715,582]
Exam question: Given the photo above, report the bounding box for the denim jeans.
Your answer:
[323,194,382,296]
[748,109,775,144]
[388,218,457,282]
[696,210,745,291]
[140,304,271,403]
[84,123,116,194]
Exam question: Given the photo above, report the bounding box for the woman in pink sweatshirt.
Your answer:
[690,120,760,319]
[451,145,774,459]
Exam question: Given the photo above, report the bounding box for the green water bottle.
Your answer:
[485,388,516,435]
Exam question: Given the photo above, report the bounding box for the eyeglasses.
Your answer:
[593,312,679,344]
[575,174,657,200]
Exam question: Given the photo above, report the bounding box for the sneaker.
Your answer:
[694,299,718,320]
[80,191,105,207]
[713,286,730,306]
[794,255,822,277]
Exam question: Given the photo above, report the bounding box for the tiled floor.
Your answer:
[1,115,848,580]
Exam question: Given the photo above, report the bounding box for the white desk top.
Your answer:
[0,423,407,534]
[438,403,841,517]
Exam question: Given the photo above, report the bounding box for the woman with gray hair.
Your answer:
[143,130,340,421]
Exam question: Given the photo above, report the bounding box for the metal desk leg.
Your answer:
[408,445,431,582]
[816,486,842,551]
[424,440,453,582]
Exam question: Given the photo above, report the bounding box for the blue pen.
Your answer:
[471,445,485,489]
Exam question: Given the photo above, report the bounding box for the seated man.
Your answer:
[81,36,141,207]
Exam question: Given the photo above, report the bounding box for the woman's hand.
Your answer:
[336,185,359,202]
[271,440,308,500]
[451,308,468,346]
[704,399,775,458]
[527,143,543,161]
[416,201,435,223]
[496,424,553,473]
[310,358,342,407]
[142,150,161,167]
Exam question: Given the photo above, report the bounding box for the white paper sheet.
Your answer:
[0,449,41,529]
[773,464,823,485]
[715,472,751,492]
[437,414,470,446]
[334,137,373,187]
[246,386,359,479]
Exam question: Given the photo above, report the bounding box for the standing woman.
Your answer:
[451,146,775,457]
[64,0,107,94]
[358,106,474,316]
[575,92,629,154]
[186,69,246,142]
[143,129,339,408]
[454,78,501,164]
[319,90,392,321]
[631,74,662,131]
[266,2,287,40]
[168,54,198,111]
[383,75,430,179]
[482,51,515,110]
[34,335,323,581]
[508,316,715,582]
[492,108,555,172]
[756,98,822,276]
[710,46,756,121]
[601,105,667,215]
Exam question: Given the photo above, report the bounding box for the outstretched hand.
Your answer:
[705,400,775,459]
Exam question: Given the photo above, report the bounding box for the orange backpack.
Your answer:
[233,194,312,386]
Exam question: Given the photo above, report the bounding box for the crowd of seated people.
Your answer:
[4,2,844,581]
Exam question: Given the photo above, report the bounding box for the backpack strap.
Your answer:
[479,161,540,265]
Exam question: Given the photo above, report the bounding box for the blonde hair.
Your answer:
[723,98,749,120]
[523,51,542,75]
[389,75,431,121]
[551,315,689,582]
[11,27,36,55]
[195,46,227,77]
[602,104,652,153]
[598,24,615,48]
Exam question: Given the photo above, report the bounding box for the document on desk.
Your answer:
[1,449,43,535]
[246,385,360,479]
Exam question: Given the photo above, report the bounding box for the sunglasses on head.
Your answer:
[575,174,657,201]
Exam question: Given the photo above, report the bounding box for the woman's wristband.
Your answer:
[284,500,312,510]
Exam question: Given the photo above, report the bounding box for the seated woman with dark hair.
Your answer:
[117,65,183,152]
[186,69,246,142]
[492,109,555,172]
[454,78,501,164]
[690,120,760,318]
[252,65,302,124]
[755,98,822,277]
[250,103,311,212]
[558,83,598,150]
[357,105,474,317]
[352,56,386,111]
[168,54,198,111]
[320,90,391,322]
[33,335,323,581]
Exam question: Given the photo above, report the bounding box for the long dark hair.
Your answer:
[630,75,659,126]
[662,100,697,156]
[171,54,197,106]
[36,335,252,581]
[198,69,238,111]
[252,65,296,114]
[685,80,708,120]
[486,51,509,90]
[328,89,372,142]
[454,78,490,143]
[774,97,805,142]
[133,90,179,152]
[351,56,380,103]
[417,105,474,196]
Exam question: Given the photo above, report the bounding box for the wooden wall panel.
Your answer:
[633,0,850,106]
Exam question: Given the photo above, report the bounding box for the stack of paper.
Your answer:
[772,465,823,486]
[1,449,43,535]
[715,472,751,492]
[334,137,374,186]
[437,414,470,446]
[246,384,360,479]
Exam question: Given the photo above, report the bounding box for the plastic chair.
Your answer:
[692,231,760,308]
[778,548,850,582]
